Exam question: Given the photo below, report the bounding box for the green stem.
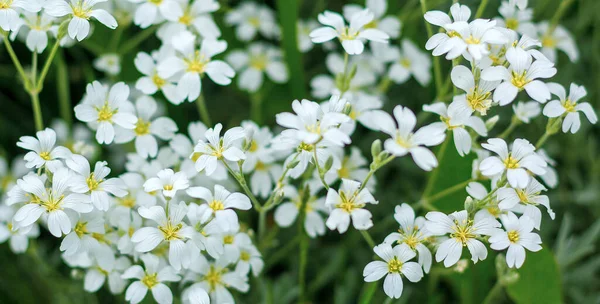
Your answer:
[221,160,263,210]
[377,76,392,93]
[56,50,72,128]
[119,25,159,55]
[195,93,212,126]
[482,281,504,304]
[36,39,61,91]
[358,282,378,304]
[419,0,443,96]
[474,0,490,19]
[360,230,376,248]
[250,92,263,124]
[262,152,300,211]
[498,115,521,139]
[297,189,309,303]
[3,35,31,89]
[265,236,300,269]
[424,178,474,203]
[258,209,267,242]
[313,145,329,190]
[30,91,43,131]
[535,131,551,149]
[421,134,450,199]
[546,0,575,35]
[359,155,395,192]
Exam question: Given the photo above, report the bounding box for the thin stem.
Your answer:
[258,209,267,243]
[313,145,329,190]
[32,52,38,85]
[474,0,490,19]
[297,189,309,304]
[358,283,378,304]
[56,50,72,128]
[3,35,31,89]
[482,281,504,304]
[250,92,263,124]
[30,91,43,131]
[424,178,474,203]
[419,0,443,96]
[119,25,159,55]
[377,76,392,93]
[535,131,551,149]
[358,155,395,192]
[262,152,300,211]
[221,160,263,210]
[546,0,575,35]
[360,230,376,248]
[36,39,61,90]
[421,134,450,199]
[498,115,521,139]
[195,93,212,126]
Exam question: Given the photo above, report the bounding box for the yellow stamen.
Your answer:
[141,273,159,288]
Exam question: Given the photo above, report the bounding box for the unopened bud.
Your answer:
[371,140,382,160]
[485,115,500,131]
[464,196,476,214]
[546,117,562,135]
[323,156,334,172]
[287,160,300,169]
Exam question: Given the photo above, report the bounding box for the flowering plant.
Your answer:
[0,0,598,303]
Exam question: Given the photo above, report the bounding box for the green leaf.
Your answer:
[506,247,563,304]
[275,0,307,99]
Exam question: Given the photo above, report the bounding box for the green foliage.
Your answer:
[506,247,563,304]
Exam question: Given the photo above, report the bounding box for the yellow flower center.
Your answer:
[7,222,13,231]
[465,35,481,44]
[248,140,259,152]
[467,89,492,115]
[159,221,183,241]
[387,257,403,273]
[395,132,412,148]
[541,35,556,48]
[516,189,529,203]
[141,273,159,288]
[179,13,193,26]
[450,219,476,246]
[440,116,458,130]
[0,1,13,9]
[248,16,261,27]
[337,166,350,179]
[335,191,363,213]
[119,196,136,208]
[562,99,576,112]
[87,174,101,191]
[487,206,502,217]
[363,19,378,29]
[507,230,520,243]
[186,51,209,74]
[249,55,268,71]
[163,184,173,191]
[39,151,52,160]
[152,74,166,88]
[400,58,411,68]
[223,235,234,244]
[205,266,224,291]
[503,155,519,169]
[255,161,267,171]
[74,221,88,237]
[240,251,251,261]
[71,2,92,19]
[92,232,110,244]
[40,190,65,212]
[447,30,462,38]
[298,142,314,152]
[510,70,530,89]
[505,18,519,30]
[209,200,224,211]
[149,0,163,4]
[134,118,151,136]
[339,27,359,40]
[96,103,117,122]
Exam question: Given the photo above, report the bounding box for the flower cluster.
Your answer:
[0,0,596,303]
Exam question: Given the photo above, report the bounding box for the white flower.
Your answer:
[509,0,529,9]
[17,128,71,171]
[310,9,389,55]
[496,0,534,34]
[0,205,39,253]
[479,138,547,188]
[496,177,555,229]
[134,51,183,105]
[425,210,499,267]
[186,203,225,259]
[481,47,556,105]
[45,0,118,41]
[543,83,597,133]
[489,212,542,268]
[84,255,130,294]
[224,2,279,41]
[440,19,508,60]
[13,168,93,237]
[450,65,499,115]
[385,39,431,86]
[365,106,445,171]
[186,184,251,229]
[424,100,487,156]
[227,43,289,92]
[186,255,249,303]
[343,0,401,38]
[129,0,183,28]
[157,31,234,102]
[513,101,541,123]
[156,0,221,40]
[324,147,372,187]
[93,53,121,76]
[131,201,195,270]
[115,96,178,158]
[363,243,423,299]
[14,11,55,53]
[143,169,189,198]
[122,254,181,304]
[0,0,41,31]
[384,204,432,273]
[74,81,137,145]
[67,154,127,211]
[325,179,377,233]
[274,185,327,238]
[191,123,246,176]
[235,238,263,277]
[297,19,318,52]
[536,149,558,188]
[276,98,351,146]
[536,22,578,63]
[60,212,105,256]
[424,3,472,56]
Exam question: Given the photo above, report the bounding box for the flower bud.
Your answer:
[485,115,500,131]
[546,117,562,135]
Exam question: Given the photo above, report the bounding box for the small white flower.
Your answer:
[67,154,127,211]
[84,255,130,294]
[115,96,178,158]
[489,212,542,268]
[224,2,279,41]
[134,51,183,105]
[156,0,221,40]
[297,19,318,52]
[385,39,432,86]
[186,184,251,229]
[424,3,472,56]
[424,100,487,156]
[60,212,105,256]
[384,204,432,273]
[14,11,55,53]
[543,83,597,133]
[227,43,289,92]
[13,168,93,237]
[17,128,71,171]
[122,254,181,304]
[425,210,499,267]
[0,204,39,253]
[93,53,121,76]
[143,169,189,198]
[186,255,249,303]
[157,31,235,102]
[310,9,389,55]
[45,0,118,41]
[191,123,246,176]
[440,19,508,60]
[276,98,351,146]
[479,138,547,188]
[274,185,327,238]
[74,81,138,145]
[236,237,263,277]
[325,179,377,233]
[131,202,195,270]
[129,0,183,29]
[365,106,445,171]
[513,101,541,123]
[450,65,499,115]
[536,22,579,63]
[495,0,534,34]
[186,203,225,259]
[343,0,402,38]
[481,47,556,105]
[0,0,41,31]
[496,177,555,229]
[363,243,423,299]
[536,149,558,188]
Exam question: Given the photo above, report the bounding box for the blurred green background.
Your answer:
[0,0,599,303]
